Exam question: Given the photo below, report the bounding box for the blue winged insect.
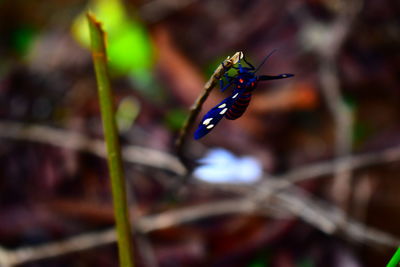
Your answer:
[194,51,294,139]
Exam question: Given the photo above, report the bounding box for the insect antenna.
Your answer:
[254,49,277,73]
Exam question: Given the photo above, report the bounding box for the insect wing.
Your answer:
[194,89,244,139]
[258,73,294,80]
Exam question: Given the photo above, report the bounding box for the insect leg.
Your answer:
[238,61,244,72]
[220,73,236,92]
[242,57,256,70]
[219,71,236,92]
[220,79,234,92]
[219,78,225,90]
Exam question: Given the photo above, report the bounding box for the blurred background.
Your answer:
[0,0,400,266]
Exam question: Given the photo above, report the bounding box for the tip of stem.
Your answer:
[86,12,103,29]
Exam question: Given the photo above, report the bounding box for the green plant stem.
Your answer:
[388,247,400,267]
[87,13,134,267]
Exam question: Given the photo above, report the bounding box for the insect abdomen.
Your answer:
[225,92,252,120]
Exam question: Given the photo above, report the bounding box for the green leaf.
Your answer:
[72,0,153,76]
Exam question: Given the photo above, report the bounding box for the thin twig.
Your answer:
[206,180,400,246]
[0,200,255,267]
[175,51,243,161]
[0,229,116,267]
[319,57,354,210]
[136,199,257,233]
[314,0,363,210]
[295,0,363,210]
[275,143,400,185]
[2,120,400,186]
[0,121,186,176]
[352,175,375,228]
[87,13,135,267]
[1,182,399,267]
[271,185,400,246]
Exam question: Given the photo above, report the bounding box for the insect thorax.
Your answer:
[235,73,257,91]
